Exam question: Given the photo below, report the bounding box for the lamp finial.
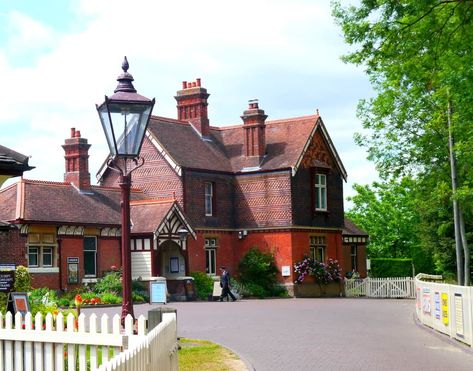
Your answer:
[122,56,129,73]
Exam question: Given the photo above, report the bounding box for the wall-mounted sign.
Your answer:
[170,257,179,273]
[454,293,464,337]
[0,264,16,271]
[281,266,291,277]
[150,280,167,304]
[67,257,79,284]
[441,292,449,326]
[434,292,441,320]
[422,287,431,315]
[0,271,15,293]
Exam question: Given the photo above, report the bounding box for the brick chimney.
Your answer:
[175,78,210,137]
[62,128,91,189]
[241,99,267,158]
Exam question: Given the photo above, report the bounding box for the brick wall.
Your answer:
[31,273,60,290]
[184,171,235,228]
[235,171,292,228]
[0,229,27,266]
[101,137,184,205]
[292,131,344,228]
[187,231,236,274]
[59,236,84,290]
[98,238,121,276]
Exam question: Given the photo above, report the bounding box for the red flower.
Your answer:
[74,294,83,307]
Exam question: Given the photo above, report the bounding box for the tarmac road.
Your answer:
[84,298,473,371]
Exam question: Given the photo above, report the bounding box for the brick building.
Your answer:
[0,79,367,295]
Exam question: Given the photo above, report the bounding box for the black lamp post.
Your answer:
[96,57,155,323]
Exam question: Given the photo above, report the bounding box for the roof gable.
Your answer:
[130,199,195,238]
[295,118,347,180]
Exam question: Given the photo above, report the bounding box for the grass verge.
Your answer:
[178,338,246,371]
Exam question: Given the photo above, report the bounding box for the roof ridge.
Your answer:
[22,179,69,186]
[130,198,175,206]
[209,114,319,131]
[151,115,188,125]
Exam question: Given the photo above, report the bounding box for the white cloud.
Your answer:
[1,0,377,209]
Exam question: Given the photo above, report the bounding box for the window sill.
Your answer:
[82,278,98,283]
[28,267,59,274]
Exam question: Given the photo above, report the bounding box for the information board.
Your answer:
[0,271,15,293]
[150,281,167,304]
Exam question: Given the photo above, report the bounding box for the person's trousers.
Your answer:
[220,286,236,301]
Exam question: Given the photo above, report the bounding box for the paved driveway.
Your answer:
[85,298,473,371]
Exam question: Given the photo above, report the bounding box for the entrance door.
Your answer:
[159,240,186,279]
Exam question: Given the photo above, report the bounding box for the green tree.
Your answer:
[332,0,473,284]
[347,178,434,273]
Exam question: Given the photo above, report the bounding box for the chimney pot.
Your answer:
[182,81,187,89]
[196,78,201,87]
[70,128,76,138]
[191,82,196,87]
[75,131,81,138]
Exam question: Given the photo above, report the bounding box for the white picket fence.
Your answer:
[0,311,178,371]
[344,277,415,298]
[415,274,473,347]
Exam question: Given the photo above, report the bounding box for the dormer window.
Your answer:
[205,182,214,216]
[314,173,327,211]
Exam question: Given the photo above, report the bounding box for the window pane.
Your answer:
[144,239,151,250]
[136,239,143,250]
[84,237,97,276]
[43,247,53,267]
[205,195,213,215]
[84,237,97,251]
[28,247,39,267]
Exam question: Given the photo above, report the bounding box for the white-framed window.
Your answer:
[27,233,57,268]
[28,247,39,267]
[314,173,327,211]
[42,247,53,267]
[131,238,151,251]
[310,235,326,262]
[84,236,97,277]
[205,238,217,275]
[204,182,214,216]
[351,245,357,271]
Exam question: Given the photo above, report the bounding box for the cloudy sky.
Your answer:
[0,0,377,207]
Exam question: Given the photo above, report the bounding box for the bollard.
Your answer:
[148,306,177,330]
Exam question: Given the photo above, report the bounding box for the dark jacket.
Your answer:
[220,270,230,288]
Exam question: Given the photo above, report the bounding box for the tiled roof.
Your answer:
[130,199,175,234]
[343,218,368,236]
[0,179,145,226]
[146,114,322,174]
[0,145,35,175]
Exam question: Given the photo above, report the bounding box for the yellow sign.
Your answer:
[441,292,449,326]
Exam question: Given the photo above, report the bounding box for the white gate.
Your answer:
[345,277,415,298]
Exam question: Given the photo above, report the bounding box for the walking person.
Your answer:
[219,266,236,302]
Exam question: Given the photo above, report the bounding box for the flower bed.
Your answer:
[293,257,342,298]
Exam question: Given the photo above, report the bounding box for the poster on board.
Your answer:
[150,280,167,304]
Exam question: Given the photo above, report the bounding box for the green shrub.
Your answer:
[238,247,283,297]
[0,293,7,313]
[94,271,122,295]
[132,280,149,302]
[14,266,32,292]
[132,292,146,302]
[189,272,214,300]
[100,292,122,304]
[370,258,413,278]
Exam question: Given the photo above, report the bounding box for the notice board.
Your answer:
[150,280,167,304]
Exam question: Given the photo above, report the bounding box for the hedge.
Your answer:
[370,258,413,278]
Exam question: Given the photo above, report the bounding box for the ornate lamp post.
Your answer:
[96,57,155,323]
